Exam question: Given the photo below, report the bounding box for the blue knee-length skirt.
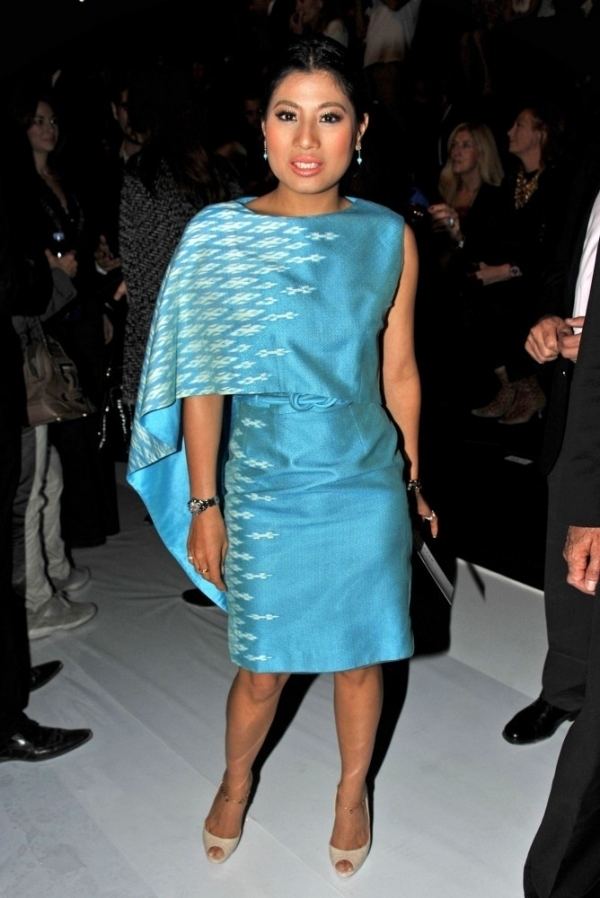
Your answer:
[223,393,413,673]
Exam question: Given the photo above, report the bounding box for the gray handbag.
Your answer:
[22,318,95,426]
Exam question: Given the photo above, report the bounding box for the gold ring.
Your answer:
[200,567,209,573]
[422,511,436,522]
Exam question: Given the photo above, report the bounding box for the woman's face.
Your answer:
[297,0,323,26]
[262,70,366,202]
[449,129,479,177]
[27,101,59,155]
[508,109,544,161]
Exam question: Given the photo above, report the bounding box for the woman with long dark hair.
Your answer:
[9,86,101,635]
[129,37,436,876]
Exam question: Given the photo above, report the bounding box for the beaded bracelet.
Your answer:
[407,479,422,494]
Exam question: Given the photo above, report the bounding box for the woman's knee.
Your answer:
[238,670,289,702]
[334,664,381,688]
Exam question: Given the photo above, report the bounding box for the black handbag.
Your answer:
[22,318,95,427]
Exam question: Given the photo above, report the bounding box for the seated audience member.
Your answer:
[418,122,505,407]
[467,101,568,424]
[428,121,505,258]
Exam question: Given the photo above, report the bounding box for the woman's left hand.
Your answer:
[102,313,114,345]
[472,262,512,286]
[415,491,439,539]
[45,248,78,278]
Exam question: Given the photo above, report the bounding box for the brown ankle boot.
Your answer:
[500,376,546,425]
[471,382,516,418]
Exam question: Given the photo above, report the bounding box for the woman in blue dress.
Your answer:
[128,37,437,876]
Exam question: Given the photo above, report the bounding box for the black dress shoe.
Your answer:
[30,660,63,692]
[0,717,92,762]
[502,695,578,745]
[181,588,215,607]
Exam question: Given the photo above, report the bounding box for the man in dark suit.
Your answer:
[524,246,600,897]
[504,156,600,893]
[502,152,600,746]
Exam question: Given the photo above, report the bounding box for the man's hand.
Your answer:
[558,316,585,362]
[563,526,600,594]
[525,315,570,364]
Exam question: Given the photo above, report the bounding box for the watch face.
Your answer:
[188,496,219,515]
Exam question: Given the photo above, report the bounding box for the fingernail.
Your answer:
[585,580,597,592]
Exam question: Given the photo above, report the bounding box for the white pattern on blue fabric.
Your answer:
[226,408,287,664]
[129,202,337,474]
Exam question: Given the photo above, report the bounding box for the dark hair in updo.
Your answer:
[261,36,368,122]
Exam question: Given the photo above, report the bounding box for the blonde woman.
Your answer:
[428,121,504,245]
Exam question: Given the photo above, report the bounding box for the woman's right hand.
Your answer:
[428,203,462,241]
[187,507,228,592]
[415,491,439,540]
[113,279,127,301]
[45,248,78,278]
[95,234,121,272]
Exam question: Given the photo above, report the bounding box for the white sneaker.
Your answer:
[28,592,97,640]
[52,565,91,593]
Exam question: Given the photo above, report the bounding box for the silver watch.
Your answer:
[187,496,220,516]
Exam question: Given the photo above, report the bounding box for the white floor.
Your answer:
[0,473,566,898]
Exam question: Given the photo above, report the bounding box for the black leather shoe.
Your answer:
[181,588,215,607]
[0,717,92,762]
[502,695,578,745]
[30,660,63,692]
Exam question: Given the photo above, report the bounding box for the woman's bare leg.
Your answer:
[204,668,289,859]
[331,664,383,874]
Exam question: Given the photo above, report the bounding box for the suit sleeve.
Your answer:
[559,252,600,526]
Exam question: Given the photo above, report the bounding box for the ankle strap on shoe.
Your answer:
[219,782,250,805]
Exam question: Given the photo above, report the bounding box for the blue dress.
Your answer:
[128,197,413,673]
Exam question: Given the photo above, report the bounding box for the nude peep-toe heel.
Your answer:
[329,794,371,878]
[202,778,252,864]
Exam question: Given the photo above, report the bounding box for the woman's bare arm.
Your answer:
[183,394,228,590]
[382,226,438,536]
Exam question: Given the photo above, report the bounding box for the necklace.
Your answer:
[514,169,542,209]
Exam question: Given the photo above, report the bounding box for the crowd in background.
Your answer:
[3,0,600,642]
